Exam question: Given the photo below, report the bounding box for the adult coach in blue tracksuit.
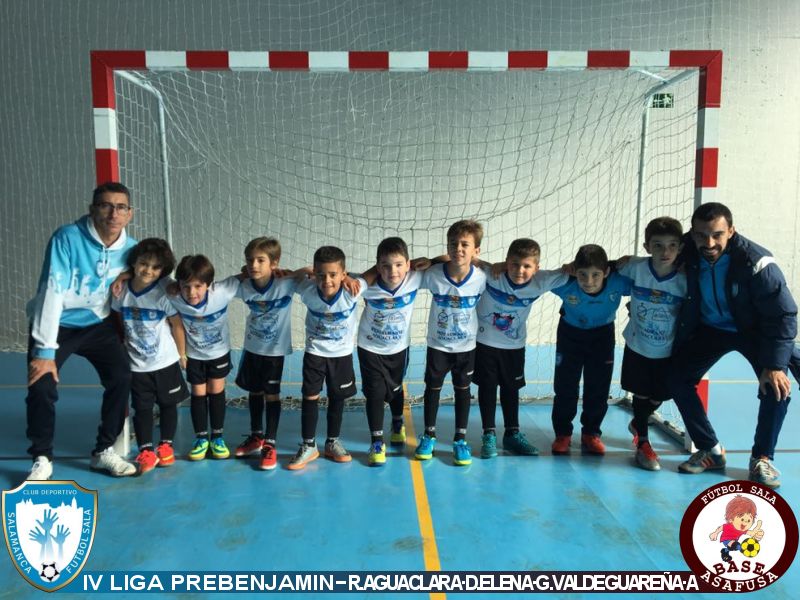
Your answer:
[25,182,138,481]
[670,202,799,488]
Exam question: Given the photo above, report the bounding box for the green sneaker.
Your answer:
[368,441,386,467]
[390,422,407,447]
[188,437,209,461]
[480,432,498,459]
[210,437,230,459]
[503,431,539,456]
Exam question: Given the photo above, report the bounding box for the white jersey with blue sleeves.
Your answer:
[551,271,633,329]
[421,264,487,352]
[357,270,423,354]
[112,281,179,372]
[300,277,367,358]
[477,269,569,349]
[617,257,687,358]
[237,276,298,356]
[170,276,240,360]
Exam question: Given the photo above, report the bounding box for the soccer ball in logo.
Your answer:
[40,562,60,582]
[741,537,761,558]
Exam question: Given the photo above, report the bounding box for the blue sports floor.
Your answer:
[0,351,798,599]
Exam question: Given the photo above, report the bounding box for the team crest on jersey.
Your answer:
[566,295,579,305]
[608,292,620,303]
[3,481,97,592]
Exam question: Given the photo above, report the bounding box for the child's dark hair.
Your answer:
[376,237,409,262]
[645,217,683,244]
[127,238,176,278]
[574,244,608,271]
[447,220,484,248]
[245,237,281,263]
[313,245,346,269]
[507,238,541,262]
[93,181,131,205]
[692,202,733,227]
[175,254,215,285]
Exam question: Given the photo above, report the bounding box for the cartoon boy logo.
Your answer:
[709,495,764,564]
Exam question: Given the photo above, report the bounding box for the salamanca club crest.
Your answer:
[3,480,97,592]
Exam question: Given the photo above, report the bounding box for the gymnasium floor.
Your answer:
[0,351,797,599]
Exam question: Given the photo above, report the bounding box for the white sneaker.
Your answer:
[90,447,136,477]
[28,456,53,481]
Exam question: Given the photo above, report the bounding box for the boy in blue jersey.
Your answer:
[416,220,487,466]
[475,239,568,459]
[616,217,686,471]
[233,237,300,470]
[111,238,189,473]
[550,244,632,455]
[288,246,367,470]
[26,182,138,480]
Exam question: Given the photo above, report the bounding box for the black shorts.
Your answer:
[424,346,476,389]
[131,361,189,412]
[302,352,357,400]
[235,351,285,395]
[186,352,232,385]
[620,345,672,401]
[358,347,408,402]
[473,342,526,390]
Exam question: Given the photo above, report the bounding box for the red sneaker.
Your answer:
[135,448,159,474]
[627,420,639,447]
[635,441,661,471]
[551,435,572,455]
[581,434,606,455]
[156,442,175,467]
[235,433,264,457]
[260,443,277,471]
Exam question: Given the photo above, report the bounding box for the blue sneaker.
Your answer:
[480,432,498,459]
[188,437,209,461]
[453,440,472,466]
[503,431,539,456]
[415,434,436,460]
[210,437,230,459]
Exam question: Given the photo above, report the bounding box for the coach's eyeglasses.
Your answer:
[93,202,132,214]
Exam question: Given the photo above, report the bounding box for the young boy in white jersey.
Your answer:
[416,220,487,466]
[357,237,427,466]
[475,238,568,459]
[288,246,368,470]
[616,217,686,471]
[111,238,189,473]
[550,244,632,456]
[171,254,241,461]
[234,237,299,470]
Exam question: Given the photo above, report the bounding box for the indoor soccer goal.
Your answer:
[92,50,722,448]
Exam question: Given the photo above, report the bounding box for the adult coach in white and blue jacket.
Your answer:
[670,202,800,489]
[25,182,138,480]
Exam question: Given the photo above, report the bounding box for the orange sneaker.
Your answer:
[260,443,278,471]
[551,435,572,455]
[156,442,175,467]
[581,434,606,455]
[135,448,159,474]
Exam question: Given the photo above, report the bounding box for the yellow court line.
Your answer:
[403,401,446,600]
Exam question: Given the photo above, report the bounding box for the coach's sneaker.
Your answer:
[634,442,661,471]
[368,441,386,467]
[390,421,407,447]
[188,437,210,461]
[678,448,726,474]
[749,456,781,489]
[287,443,320,471]
[453,440,473,466]
[480,432,498,459]
[324,438,352,463]
[415,434,436,460]
[156,442,175,467]
[259,443,278,471]
[135,448,159,474]
[503,431,539,456]
[90,447,136,477]
[235,433,264,457]
[581,434,606,455]
[27,456,53,481]
[210,437,230,459]
[551,435,572,455]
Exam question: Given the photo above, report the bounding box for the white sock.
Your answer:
[710,443,723,455]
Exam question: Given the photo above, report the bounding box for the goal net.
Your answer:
[110,56,701,438]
